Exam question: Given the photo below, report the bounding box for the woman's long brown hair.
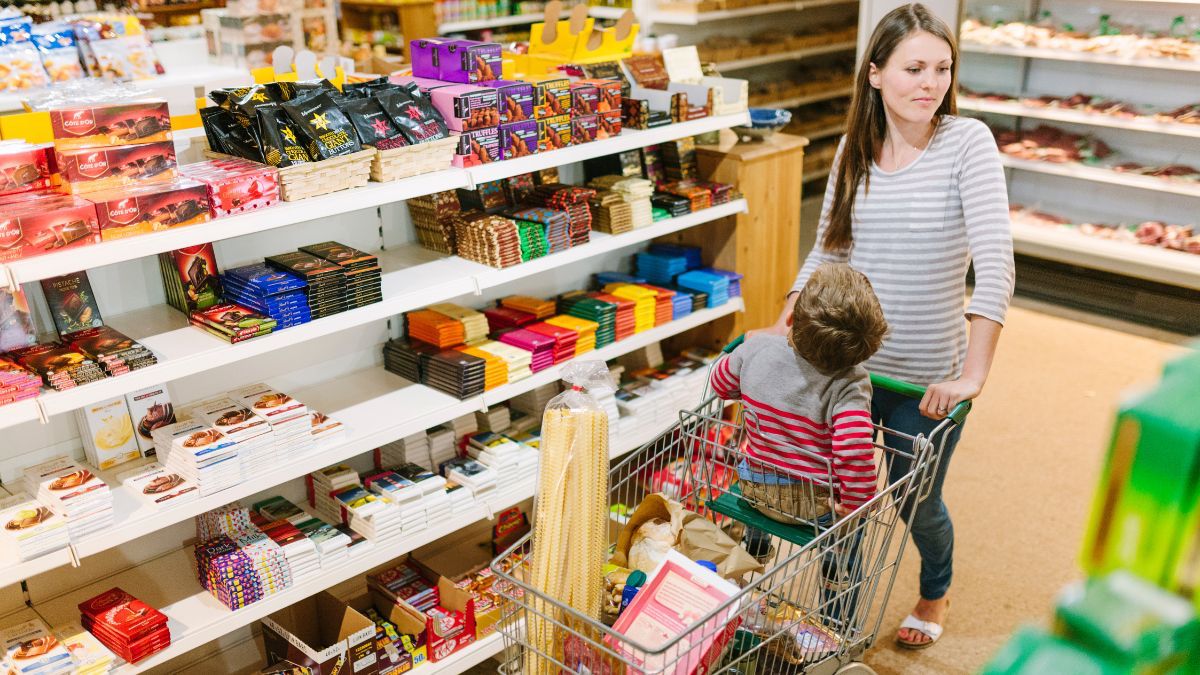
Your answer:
[823,3,959,252]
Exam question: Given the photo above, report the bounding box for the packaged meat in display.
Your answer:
[56,141,178,194]
[0,195,100,262]
[86,179,213,240]
[49,100,172,150]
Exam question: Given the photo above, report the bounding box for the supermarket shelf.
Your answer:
[438,13,544,33]
[762,85,853,109]
[796,123,845,142]
[465,112,750,183]
[0,399,41,432]
[21,319,737,672]
[1012,221,1200,290]
[960,97,1200,140]
[0,115,747,289]
[31,480,537,674]
[588,5,630,19]
[1000,155,1200,199]
[961,42,1200,73]
[648,0,854,25]
[714,42,856,72]
[0,299,743,587]
[0,170,470,289]
[135,1,220,14]
[3,200,743,429]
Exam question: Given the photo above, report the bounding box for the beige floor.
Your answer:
[469,298,1190,674]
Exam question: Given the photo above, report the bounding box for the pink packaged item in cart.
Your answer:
[180,159,280,216]
[606,549,741,675]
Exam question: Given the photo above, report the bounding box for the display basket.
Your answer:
[491,336,970,674]
[369,135,458,183]
[203,147,374,201]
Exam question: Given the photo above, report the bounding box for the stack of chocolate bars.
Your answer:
[221,264,312,329]
[300,242,382,311]
[67,326,158,376]
[406,309,465,348]
[559,293,617,349]
[509,206,570,255]
[190,303,277,343]
[588,190,634,234]
[10,343,106,391]
[78,588,170,664]
[515,220,550,261]
[427,303,488,343]
[266,252,348,320]
[25,456,114,542]
[636,250,691,285]
[652,193,691,218]
[453,212,522,269]
[500,295,555,319]
[526,322,577,365]
[698,267,743,298]
[498,329,554,373]
[407,191,460,254]
[677,270,731,307]
[0,357,43,405]
[592,292,636,342]
[532,185,595,247]
[471,340,532,383]
[482,305,535,333]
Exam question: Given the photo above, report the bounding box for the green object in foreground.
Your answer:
[980,627,1125,675]
[1055,571,1200,672]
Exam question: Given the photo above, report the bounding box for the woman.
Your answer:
[759,4,1015,649]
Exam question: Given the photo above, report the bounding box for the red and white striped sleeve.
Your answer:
[831,409,876,508]
[709,347,744,400]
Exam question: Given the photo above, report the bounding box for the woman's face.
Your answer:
[869,30,953,127]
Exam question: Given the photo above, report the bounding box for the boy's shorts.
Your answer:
[738,459,832,523]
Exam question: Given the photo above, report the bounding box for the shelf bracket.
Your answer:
[471,276,483,296]
[34,400,48,425]
[67,544,81,568]
[0,264,14,292]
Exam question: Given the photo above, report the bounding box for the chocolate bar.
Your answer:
[50,100,172,150]
[480,80,534,123]
[57,141,178,194]
[537,114,572,153]
[86,179,212,240]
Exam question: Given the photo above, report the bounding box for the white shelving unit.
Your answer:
[0,104,751,673]
[999,156,1200,199]
[1012,222,1200,290]
[961,42,1200,73]
[961,0,1200,293]
[438,13,544,32]
[714,41,855,71]
[0,113,748,291]
[0,299,741,588]
[648,0,854,25]
[0,200,744,432]
[960,97,1200,140]
[588,5,631,19]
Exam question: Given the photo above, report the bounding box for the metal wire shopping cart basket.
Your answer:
[491,336,970,674]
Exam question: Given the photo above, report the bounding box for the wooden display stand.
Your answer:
[340,0,437,59]
[657,130,808,351]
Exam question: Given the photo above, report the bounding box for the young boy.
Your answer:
[710,262,888,522]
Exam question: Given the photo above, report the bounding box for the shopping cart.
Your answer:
[491,336,970,674]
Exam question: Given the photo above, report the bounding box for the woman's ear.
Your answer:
[785,311,795,327]
[868,62,881,89]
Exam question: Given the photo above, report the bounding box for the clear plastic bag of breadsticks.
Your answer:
[527,360,615,670]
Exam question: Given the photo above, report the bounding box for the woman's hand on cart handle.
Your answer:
[919,378,982,421]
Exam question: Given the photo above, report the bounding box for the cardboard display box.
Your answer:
[261,592,378,675]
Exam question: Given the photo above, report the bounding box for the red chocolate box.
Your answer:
[597,110,622,140]
[86,179,212,240]
[569,83,601,116]
[78,587,169,642]
[50,100,172,150]
[577,79,622,113]
[0,144,53,196]
[180,159,280,217]
[572,115,600,144]
[0,196,100,263]
[57,141,178,195]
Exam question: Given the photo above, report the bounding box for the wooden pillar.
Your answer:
[655,131,808,352]
[398,0,438,57]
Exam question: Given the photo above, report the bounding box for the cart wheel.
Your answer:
[835,663,877,675]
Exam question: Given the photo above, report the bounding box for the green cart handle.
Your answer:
[721,334,971,425]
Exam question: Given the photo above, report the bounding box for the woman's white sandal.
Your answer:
[896,614,944,650]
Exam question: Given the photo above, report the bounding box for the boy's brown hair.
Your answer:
[791,263,889,374]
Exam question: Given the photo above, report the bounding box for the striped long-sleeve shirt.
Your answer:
[792,116,1016,386]
[709,335,877,507]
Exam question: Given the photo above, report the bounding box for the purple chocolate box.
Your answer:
[440,40,502,84]
[389,74,453,95]
[409,38,458,80]
[480,80,534,124]
[572,115,599,144]
[499,120,538,160]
